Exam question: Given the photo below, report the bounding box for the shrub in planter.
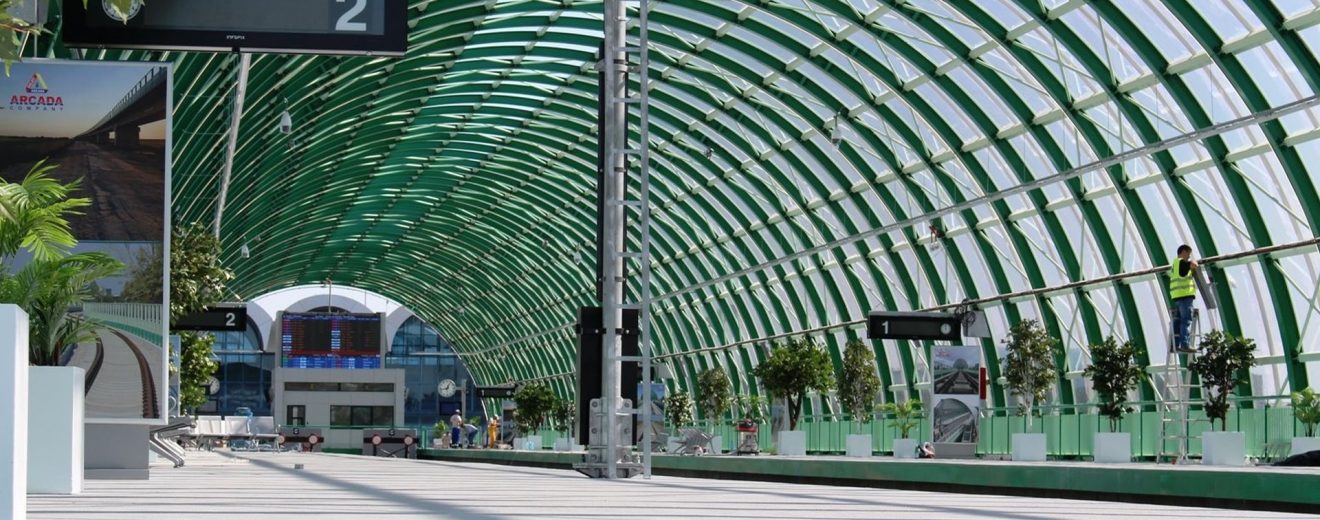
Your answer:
[1083,336,1144,433]
[663,390,694,430]
[1001,319,1059,430]
[881,399,921,458]
[751,337,834,431]
[1290,387,1320,455]
[838,339,882,457]
[1188,331,1256,432]
[513,383,557,436]
[697,367,733,430]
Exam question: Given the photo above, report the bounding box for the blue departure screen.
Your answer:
[280,312,382,369]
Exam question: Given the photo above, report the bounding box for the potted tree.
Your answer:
[1083,336,1144,463]
[1188,330,1256,466]
[838,339,882,458]
[696,367,733,454]
[512,383,556,450]
[663,391,694,452]
[752,338,835,456]
[880,399,922,458]
[1001,319,1058,462]
[1291,388,1320,456]
[550,399,578,451]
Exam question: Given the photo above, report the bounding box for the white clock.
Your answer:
[103,0,143,22]
[438,378,457,398]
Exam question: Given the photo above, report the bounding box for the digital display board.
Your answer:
[62,0,407,56]
[281,312,383,369]
[867,311,962,342]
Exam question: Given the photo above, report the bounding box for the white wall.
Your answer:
[1,305,28,519]
[272,368,406,449]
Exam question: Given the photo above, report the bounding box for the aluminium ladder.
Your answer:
[1157,307,1201,464]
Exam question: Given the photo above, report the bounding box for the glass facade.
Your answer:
[201,321,272,416]
[386,316,482,427]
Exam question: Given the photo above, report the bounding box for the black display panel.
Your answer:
[174,305,247,332]
[62,0,407,56]
[867,311,962,342]
[281,312,382,369]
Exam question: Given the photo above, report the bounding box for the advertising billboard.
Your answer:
[0,60,171,424]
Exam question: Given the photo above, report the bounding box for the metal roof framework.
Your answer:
[41,0,1320,415]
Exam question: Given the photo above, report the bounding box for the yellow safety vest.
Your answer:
[1169,258,1196,300]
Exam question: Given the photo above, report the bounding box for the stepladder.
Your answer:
[1158,306,1201,464]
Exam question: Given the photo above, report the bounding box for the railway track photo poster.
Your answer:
[931,345,981,444]
[1,60,171,424]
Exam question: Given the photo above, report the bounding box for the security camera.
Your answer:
[278,110,293,134]
[240,244,250,259]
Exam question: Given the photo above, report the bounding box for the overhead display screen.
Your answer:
[61,0,407,56]
[281,312,383,369]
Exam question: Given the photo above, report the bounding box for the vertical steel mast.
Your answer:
[578,0,650,480]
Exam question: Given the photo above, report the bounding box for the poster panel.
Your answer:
[0,60,171,424]
[931,345,982,444]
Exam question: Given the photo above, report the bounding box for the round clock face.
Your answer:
[438,379,457,397]
[103,0,143,22]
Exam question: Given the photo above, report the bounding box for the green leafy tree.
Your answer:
[1001,319,1059,429]
[550,398,575,435]
[169,222,233,413]
[663,390,694,428]
[1292,388,1320,437]
[696,367,733,429]
[512,383,556,435]
[838,339,882,432]
[119,244,163,304]
[1083,336,1145,432]
[880,399,922,439]
[1189,331,1256,432]
[737,394,767,423]
[752,338,835,430]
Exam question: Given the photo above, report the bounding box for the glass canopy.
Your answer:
[38,0,1320,413]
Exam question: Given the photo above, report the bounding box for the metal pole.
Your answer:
[214,52,250,238]
[601,0,627,480]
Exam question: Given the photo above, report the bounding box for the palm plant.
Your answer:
[0,252,124,365]
[0,160,89,262]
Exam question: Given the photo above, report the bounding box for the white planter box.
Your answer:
[893,438,918,459]
[777,431,807,456]
[1,306,29,520]
[1201,431,1246,466]
[511,437,523,450]
[845,434,872,458]
[709,435,723,454]
[1290,436,1320,456]
[1011,433,1047,462]
[524,435,542,450]
[28,366,84,494]
[666,437,680,453]
[1093,432,1130,464]
[553,437,577,451]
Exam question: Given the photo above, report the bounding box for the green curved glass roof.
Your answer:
[40,0,1320,413]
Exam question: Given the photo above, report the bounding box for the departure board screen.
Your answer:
[280,312,382,369]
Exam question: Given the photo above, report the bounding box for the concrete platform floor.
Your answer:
[27,451,1313,519]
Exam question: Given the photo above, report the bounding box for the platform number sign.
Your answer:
[335,0,369,32]
[867,311,962,342]
[174,306,248,332]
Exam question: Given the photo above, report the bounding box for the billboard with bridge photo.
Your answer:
[1,60,171,424]
[931,345,981,444]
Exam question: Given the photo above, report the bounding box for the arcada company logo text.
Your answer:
[6,73,64,111]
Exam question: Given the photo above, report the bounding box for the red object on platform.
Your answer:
[979,367,988,400]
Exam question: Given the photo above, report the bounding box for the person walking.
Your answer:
[488,417,500,448]
[1170,244,1199,352]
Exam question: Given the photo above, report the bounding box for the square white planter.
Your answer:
[553,437,577,451]
[1201,431,1246,466]
[28,366,84,494]
[893,438,918,459]
[709,435,723,454]
[524,435,542,450]
[1,306,29,520]
[846,434,872,458]
[1092,432,1131,464]
[1290,436,1320,456]
[666,437,680,453]
[511,437,523,450]
[1011,433,1047,462]
[777,430,807,456]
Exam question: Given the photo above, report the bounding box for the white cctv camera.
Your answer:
[278,110,293,135]
[240,244,250,258]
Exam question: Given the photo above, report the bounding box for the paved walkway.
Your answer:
[27,451,1311,519]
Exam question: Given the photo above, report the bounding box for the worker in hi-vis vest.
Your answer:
[1170,244,1199,352]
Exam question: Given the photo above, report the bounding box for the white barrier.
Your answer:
[2,305,29,519]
